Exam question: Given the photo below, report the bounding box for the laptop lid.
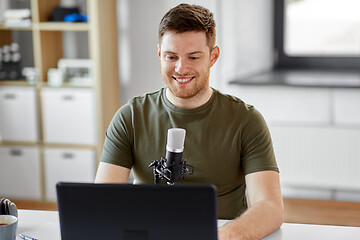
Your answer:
[56,182,218,240]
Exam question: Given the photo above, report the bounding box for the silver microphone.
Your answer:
[149,128,193,185]
[165,128,186,183]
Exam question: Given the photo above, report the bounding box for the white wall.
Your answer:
[217,0,274,92]
[116,0,274,104]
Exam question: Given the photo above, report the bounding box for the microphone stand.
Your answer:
[148,157,194,185]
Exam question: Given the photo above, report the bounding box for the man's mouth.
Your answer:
[172,76,195,84]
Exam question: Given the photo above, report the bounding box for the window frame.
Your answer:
[274,0,360,70]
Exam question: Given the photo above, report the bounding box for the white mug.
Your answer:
[0,215,18,240]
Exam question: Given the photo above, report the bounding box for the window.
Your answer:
[274,0,360,70]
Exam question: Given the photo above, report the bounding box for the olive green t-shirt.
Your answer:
[100,88,278,219]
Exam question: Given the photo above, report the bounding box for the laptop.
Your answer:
[56,182,218,240]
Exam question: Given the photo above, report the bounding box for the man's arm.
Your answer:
[94,162,131,183]
[218,170,284,240]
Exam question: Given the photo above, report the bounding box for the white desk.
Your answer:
[17,209,360,239]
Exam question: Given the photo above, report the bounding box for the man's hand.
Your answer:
[218,171,284,240]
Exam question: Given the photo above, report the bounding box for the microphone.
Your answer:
[165,128,186,183]
[149,128,193,185]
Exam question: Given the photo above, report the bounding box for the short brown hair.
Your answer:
[159,4,216,49]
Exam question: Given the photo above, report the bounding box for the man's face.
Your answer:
[158,31,219,99]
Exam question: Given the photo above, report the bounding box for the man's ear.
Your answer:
[210,46,220,67]
[157,44,161,59]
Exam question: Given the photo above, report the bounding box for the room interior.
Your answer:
[0,0,360,228]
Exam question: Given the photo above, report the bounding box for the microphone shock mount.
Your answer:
[148,157,194,185]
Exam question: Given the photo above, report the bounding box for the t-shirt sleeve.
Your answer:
[99,104,134,169]
[240,107,279,175]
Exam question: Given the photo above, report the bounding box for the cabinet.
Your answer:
[333,89,360,125]
[0,146,41,200]
[229,84,360,197]
[42,87,96,145]
[226,85,331,124]
[0,86,38,141]
[44,148,96,201]
[270,125,360,190]
[0,0,119,201]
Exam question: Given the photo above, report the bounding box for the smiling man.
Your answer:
[95,3,283,240]
[158,31,219,109]
[159,30,217,109]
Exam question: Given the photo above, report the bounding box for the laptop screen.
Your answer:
[56,182,218,240]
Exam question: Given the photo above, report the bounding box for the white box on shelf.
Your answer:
[42,87,97,145]
[0,86,38,142]
[57,59,93,86]
[0,146,41,200]
[44,148,96,201]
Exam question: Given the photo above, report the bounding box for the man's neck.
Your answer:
[165,87,213,109]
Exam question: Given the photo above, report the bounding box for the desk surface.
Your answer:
[17,209,360,240]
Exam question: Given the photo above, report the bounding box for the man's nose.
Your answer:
[175,59,189,74]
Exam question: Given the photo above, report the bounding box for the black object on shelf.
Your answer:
[50,6,80,22]
[0,42,23,81]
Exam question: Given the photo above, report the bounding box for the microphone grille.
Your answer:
[166,128,186,151]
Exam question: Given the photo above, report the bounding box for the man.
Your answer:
[95,3,283,240]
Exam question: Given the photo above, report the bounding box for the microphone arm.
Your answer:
[148,157,194,185]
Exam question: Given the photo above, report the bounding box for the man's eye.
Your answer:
[166,56,176,60]
[190,57,199,60]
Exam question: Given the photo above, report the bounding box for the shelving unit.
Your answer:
[0,0,119,202]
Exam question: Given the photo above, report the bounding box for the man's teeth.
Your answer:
[175,77,193,83]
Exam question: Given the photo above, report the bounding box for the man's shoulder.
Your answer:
[214,89,254,111]
[115,88,164,118]
[128,88,164,105]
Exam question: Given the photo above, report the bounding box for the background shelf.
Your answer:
[0,0,119,202]
[37,22,89,32]
[0,24,33,31]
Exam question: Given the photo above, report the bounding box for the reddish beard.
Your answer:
[162,67,211,99]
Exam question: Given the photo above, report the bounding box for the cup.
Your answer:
[0,215,18,240]
[22,67,38,84]
[47,68,63,86]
